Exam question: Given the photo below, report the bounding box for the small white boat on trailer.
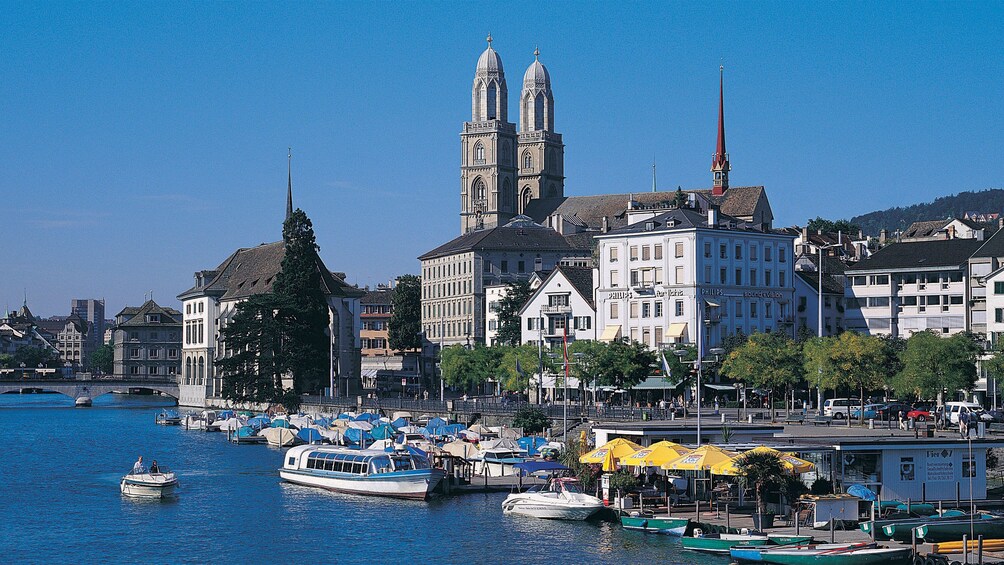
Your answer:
[280,445,444,500]
[120,469,179,499]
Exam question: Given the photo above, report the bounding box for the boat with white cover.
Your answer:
[120,468,179,498]
[280,445,444,500]
[502,476,603,520]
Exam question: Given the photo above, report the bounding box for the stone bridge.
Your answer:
[0,378,180,405]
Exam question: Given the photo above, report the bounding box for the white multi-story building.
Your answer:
[984,267,1004,346]
[844,239,982,337]
[594,206,795,354]
[519,265,596,349]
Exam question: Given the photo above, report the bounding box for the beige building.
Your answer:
[112,300,182,380]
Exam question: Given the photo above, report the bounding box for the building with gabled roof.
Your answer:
[111,300,181,381]
[901,217,984,242]
[519,265,596,350]
[176,158,364,407]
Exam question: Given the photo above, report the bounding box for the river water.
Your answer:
[0,394,728,564]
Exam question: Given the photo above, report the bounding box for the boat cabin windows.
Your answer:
[305,451,378,475]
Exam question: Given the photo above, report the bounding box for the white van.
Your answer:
[944,401,991,424]
[822,398,859,419]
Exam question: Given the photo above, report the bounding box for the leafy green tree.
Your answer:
[560,435,601,491]
[13,346,58,369]
[893,331,979,403]
[498,344,549,392]
[721,329,748,357]
[217,293,288,408]
[802,336,837,408]
[388,274,422,351]
[591,339,657,390]
[495,280,534,347]
[829,331,889,422]
[806,217,861,235]
[271,209,331,396]
[721,332,803,414]
[0,354,11,369]
[512,405,551,434]
[90,343,114,374]
[735,450,787,522]
[440,345,504,392]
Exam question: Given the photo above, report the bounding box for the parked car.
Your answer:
[906,408,932,422]
[945,401,993,424]
[849,403,885,420]
[878,402,912,421]
[822,398,859,420]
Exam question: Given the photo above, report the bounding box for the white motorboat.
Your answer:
[120,468,179,499]
[280,445,445,500]
[502,477,604,520]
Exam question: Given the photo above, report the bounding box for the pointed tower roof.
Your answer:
[711,65,731,196]
[476,33,504,76]
[286,148,293,221]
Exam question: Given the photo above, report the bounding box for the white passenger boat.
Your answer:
[120,468,179,498]
[280,445,445,500]
[502,476,604,520]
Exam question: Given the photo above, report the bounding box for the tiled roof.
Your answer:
[598,207,762,237]
[903,219,951,238]
[972,228,1004,259]
[556,265,596,309]
[847,239,984,271]
[794,270,844,295]
[116,300,183,327]
[419,217,588,260]
[361,289,393,305]
[523,186,768,231]
[179,241,364,301]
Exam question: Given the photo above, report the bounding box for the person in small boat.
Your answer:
[132,456,147,474]
[149,460,160,474]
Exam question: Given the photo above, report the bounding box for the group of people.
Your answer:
[131,455,161,475]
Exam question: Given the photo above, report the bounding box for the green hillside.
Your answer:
[849,188,1004,235]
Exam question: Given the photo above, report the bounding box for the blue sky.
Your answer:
[2,2,1002,317]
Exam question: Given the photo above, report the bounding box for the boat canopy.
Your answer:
[390,417,409,429]
[371,423,396,440]
[517,436,549,455]
[427,417,448,429]
[513,461,569,476]
[297,428,323,443]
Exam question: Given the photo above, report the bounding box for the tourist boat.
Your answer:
[155,409,182,425]
[730,542,906,564]
[120,467,179,499]
[915,516,1004,542]
[620,513,691,536]
[501,477,604,520]
[280,445,445,500]
[473,447,528,477]
[681,529,813,553]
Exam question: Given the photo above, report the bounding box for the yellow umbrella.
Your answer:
[710,446,814,476]
[620,441,692,467]
[601,445,618,472]
[579,437,643,464]
[661,445,738,471]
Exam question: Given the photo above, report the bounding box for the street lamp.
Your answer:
[816,242,842,411]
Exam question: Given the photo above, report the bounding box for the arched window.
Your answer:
[474,142,485,162]
[197,356,205,386]
[472,178,486,204]
[522,152,532,170]
[521,186,532,212]
[534,92,545,130]
[185,358,192,386]
[486,83,497,119]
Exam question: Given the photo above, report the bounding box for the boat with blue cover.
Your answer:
[280,445,445,499]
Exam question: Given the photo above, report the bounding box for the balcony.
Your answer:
[541,305,572,315]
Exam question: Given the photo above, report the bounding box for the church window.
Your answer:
[523,152,532,170]
[486,83,497,119]
[474,143,485,163]
[534,92,545,130]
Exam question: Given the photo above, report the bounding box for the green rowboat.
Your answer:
[682,533,813,554]
[731,545,911,565]
[915,517,1004,543]
[619,514,689,536]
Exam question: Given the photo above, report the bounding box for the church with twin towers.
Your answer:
[460,35,565,234]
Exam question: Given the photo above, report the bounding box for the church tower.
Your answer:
[711,65,730,196]
[517,48,564,213]
[460,35,518,234]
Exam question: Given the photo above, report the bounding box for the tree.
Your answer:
[13,346,58,369]
[802,336,838,408]
[498,344,549,393]
[806,216,861,236]
[271,209,331,396]
[984,342,1004,399]
[90,343,114,374]
[721,332,803,414]
[440,345,503,392]
[512,405,551,434]
[720,329,748,357]
[578,339,657,391]
[894,331,979,403]
[494,280,534,347]
[217,293,288,408]
[828,331,889,422]
[735,450,788,525]
[387,274,421,351]
[659,344,697,391]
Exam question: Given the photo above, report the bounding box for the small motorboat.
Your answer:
[120,467,179,499]
[155,409,182,425]
[502,476,604,520]
[681,528,812,553]
[730,542,898,564]
[621,513,691,536]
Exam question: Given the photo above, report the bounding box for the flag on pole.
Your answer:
[661,351,672,377]
[515,357,525,377]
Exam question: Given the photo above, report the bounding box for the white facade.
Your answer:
[519,267,596,349]
[845,267,967,337]
[594,209,796,353]
[985,267,1004,346]
[485,284,508,346]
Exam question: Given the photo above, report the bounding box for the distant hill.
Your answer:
[849,188,1004,235]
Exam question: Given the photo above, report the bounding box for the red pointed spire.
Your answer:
[711,65,730,196]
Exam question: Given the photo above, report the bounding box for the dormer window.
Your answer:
[146,314,160,323]
[645,221,655,231]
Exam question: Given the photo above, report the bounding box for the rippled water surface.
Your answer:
[0,394,729,564]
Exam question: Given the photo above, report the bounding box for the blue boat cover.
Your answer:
[235,425,257,438]
[371,424,396,440]
[391,417,409,429]
[296,428,323,443]
[271,419,292,429]
[343,427,372,445]
[354,413,380,422]
[427,417,448,429]
[517,436,548,455]
[847,484,877,501]
[336,413,352,420]
[513,461,569,476]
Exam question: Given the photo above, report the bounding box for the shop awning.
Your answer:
[704,383,737,391]
[599,324,622,342]
[667,322,688,339]
[705,298,720,308]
